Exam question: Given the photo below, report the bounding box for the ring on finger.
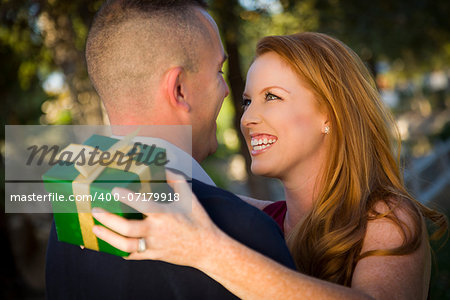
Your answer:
[137,237,147,253]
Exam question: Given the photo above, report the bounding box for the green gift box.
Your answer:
[42,134,170,256]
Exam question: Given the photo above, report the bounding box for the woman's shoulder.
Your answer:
[363,196,424,253]
[353,197,431,299]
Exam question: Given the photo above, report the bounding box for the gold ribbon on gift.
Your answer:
[58,130,152,251]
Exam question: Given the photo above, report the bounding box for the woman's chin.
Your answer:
[250,163,276,177]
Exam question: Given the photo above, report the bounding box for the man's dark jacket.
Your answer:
[46,179,296,299]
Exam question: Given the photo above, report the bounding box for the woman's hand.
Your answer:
[91,170,224,268]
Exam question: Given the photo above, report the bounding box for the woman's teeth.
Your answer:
[250,137,277,151]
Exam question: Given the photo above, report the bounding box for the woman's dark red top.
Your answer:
[262,201,287,234]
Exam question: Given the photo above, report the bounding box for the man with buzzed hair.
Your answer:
[46,0,295,299]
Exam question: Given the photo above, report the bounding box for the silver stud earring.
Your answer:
[324,126,330,135]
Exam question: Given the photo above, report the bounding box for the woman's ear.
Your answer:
[321,116,331,135]
[165,67,190,112]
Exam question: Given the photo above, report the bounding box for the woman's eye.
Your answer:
[242,98,251,108]
[265,92,280,101]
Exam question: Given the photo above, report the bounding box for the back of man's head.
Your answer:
[86,0,209,118]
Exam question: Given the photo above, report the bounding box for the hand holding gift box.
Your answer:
[42,131,171,256]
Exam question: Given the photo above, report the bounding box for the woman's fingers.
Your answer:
[90,171,216,265]
[165,170,208,219]
[112,187,153,213]
[165,170,193,205]
[112,187,175,215]
[92,224,144,254]
[125,250,162,260]
[92,207,148,238]
[165,169,188,188]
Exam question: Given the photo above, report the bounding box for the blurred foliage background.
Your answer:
[1,0,449,298]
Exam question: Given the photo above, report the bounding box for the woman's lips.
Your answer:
[249,134,278,156]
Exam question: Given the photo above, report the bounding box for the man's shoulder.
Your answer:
[191,179,262,217]
[191,179,242,201]
[190,179,296,270]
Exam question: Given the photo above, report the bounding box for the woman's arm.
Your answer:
[201,209,430,300]
[237,194,274,210]
[196,228,374,300]
[92,172,430,300]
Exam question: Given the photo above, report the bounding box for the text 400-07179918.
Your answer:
[114,192,180,202]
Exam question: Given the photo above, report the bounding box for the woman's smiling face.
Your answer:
[240,52,329,179]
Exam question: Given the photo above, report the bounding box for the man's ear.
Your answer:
[165,67,190,112]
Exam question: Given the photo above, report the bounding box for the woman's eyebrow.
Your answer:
[258,86,291,94]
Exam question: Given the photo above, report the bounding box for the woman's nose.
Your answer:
[240,104,262,129]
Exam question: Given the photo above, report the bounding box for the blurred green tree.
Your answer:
[1,0,105,126]
[311,0,450,74]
